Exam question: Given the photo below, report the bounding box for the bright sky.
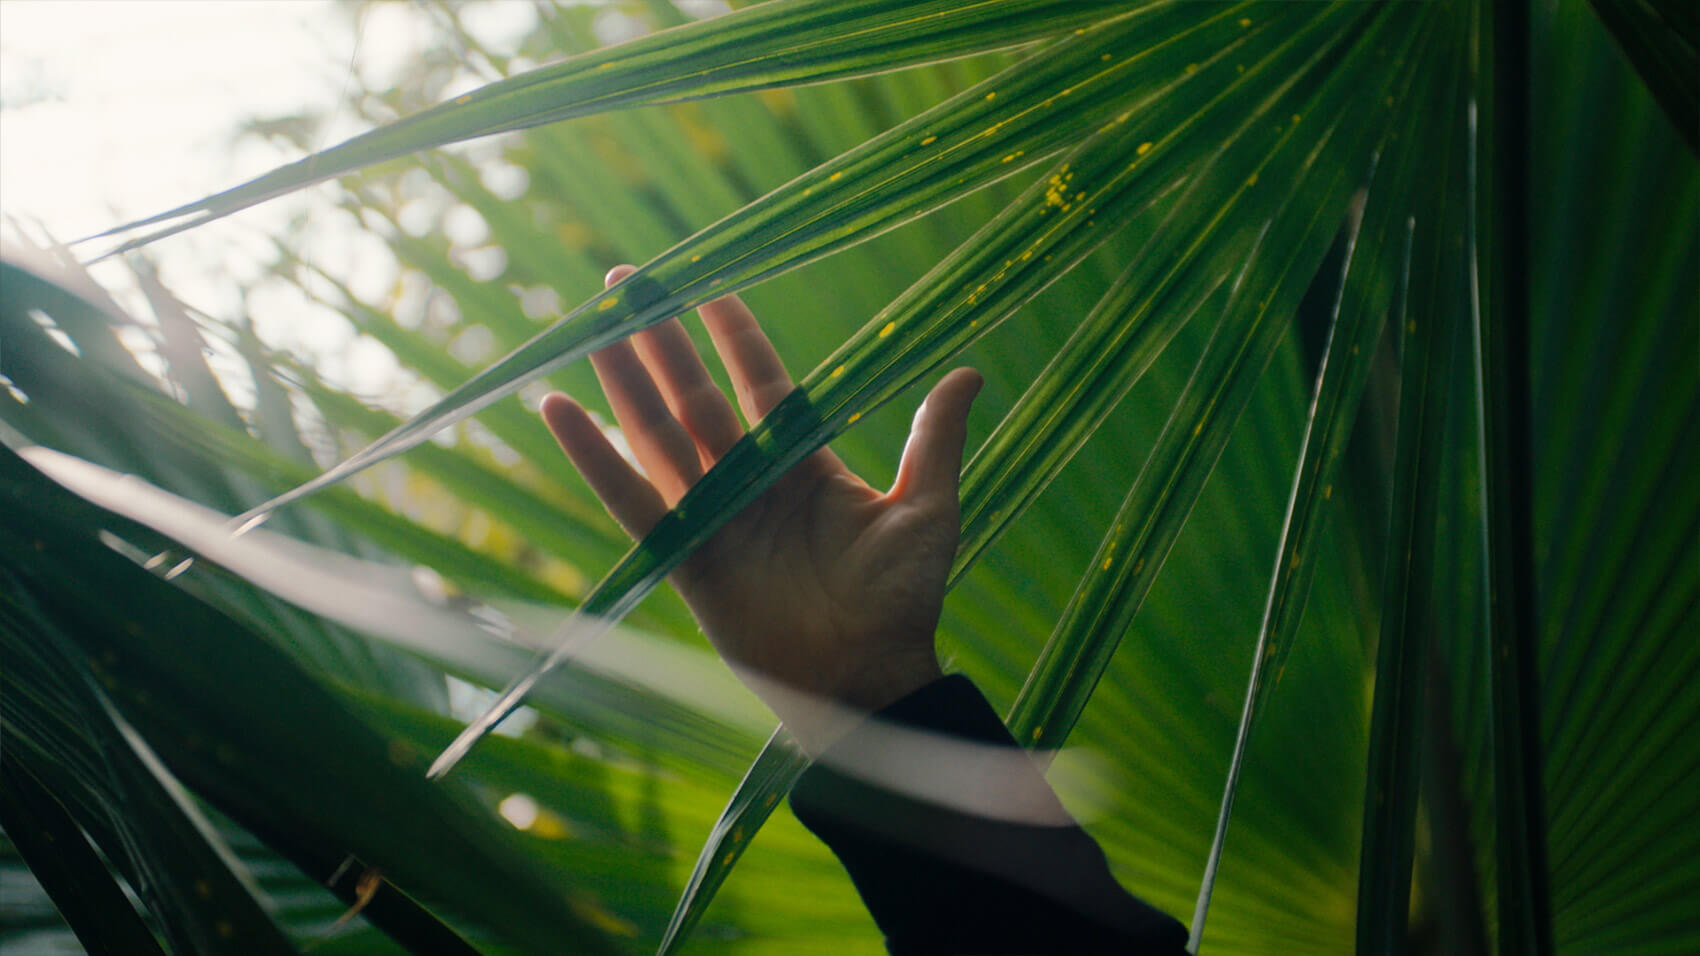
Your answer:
[0,0,539,392]
[1,0,568,736]
[3,0,761,746]
[2,1,348,234]
[2,0,368,391]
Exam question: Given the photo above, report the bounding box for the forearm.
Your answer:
[789,676,1188,955]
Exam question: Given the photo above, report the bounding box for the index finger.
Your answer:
[698,292,794,425]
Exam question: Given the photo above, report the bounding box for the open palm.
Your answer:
[542,266,982,751]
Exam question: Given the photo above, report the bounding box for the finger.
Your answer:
[541,393,668,537]
[889,367,984,505]
[591,265,705,499]
[697,291,795,423]
[632,317,745,464]
[589,339,704,501]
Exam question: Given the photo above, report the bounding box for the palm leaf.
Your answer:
[0,760,169,956]
[1354,40,1469,942]
[1,444,621,955]
[88,0,1120,252]
[1586,0,1698,152]
[656,729,810,956]
[6,1,1697,953]
[219,4,1319,531]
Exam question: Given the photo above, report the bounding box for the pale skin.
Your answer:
[541,265,983,755]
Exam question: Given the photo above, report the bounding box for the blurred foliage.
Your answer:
[2,1,1695,954]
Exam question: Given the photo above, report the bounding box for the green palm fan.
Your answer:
[3,1,1694,953]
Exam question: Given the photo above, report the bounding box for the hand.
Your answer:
[541,266,982,753]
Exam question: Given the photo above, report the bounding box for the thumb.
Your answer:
[890,367,983,504]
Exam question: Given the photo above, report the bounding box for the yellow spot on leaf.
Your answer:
[1102,555,1114,571]
[1246,173,1258,186]
[1193,422,1204,437]
[847,412,862,425]
[879,322,896,338]
[831,365,846,378]
[984,91,996,101]
[1293,113,1301,124]
[1239,17,1252,27]
[1185,63,1199,74]
[1408,320,1417,333]
[1137,141,1153,156]
[920,135,937,146]
[1101,53,1112,61]
[829,171,842,182]
[1044,171,1075,208]
[690,255,701,263]
[1323,484,1333,499]
[598,297,619,312]
[455,94,472,105]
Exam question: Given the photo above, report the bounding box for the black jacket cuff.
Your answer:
[789,675,1187,955]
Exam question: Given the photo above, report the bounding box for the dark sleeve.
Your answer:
[788,675,1188,955]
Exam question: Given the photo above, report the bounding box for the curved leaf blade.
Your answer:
[0,571,301,956]
[1355,39,1472,945]
[89,0,1123,251]
[226,2,1315,529]
[0,446,623,956]
[948,0,1406,585]
[1586,0,1698,153]
[427,1,1388,778]
[1192,14,1458,944]
[1002,0,1428,757]
[655,729,810,956]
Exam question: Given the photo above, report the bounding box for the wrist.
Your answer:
[830,649,944,715]
[735,649,945,757]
